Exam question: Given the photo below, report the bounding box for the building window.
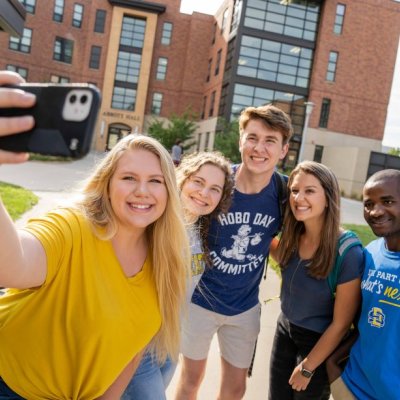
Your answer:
[319,98,331,128]
[72,3,84,28]
[230,0,242,33]
[111,16,146,111]
[244,0,321,41]
[161,22,172,45]
[156,57,168,80]
[6,64,28,79]
[9,28,32,53]
[53,37,74,64]
[313,145,324,163]
[120,16,146,48]
[209,91,216,117]
[205,132,211,150]
[237,35,313,88]
[53,0,64,22]
[206,58,212,82]
[151,92,163,115]
[19,0,36,14]
[215,49,222,76]
[201,96,207,119]
[50,75,70,83]
[334,4,346,35]
[89,46,101,69]
[211,22,217,44]
[94,9,106,33]
[111,86,136,111]
[326,51,338,82]
[221,8,229,34]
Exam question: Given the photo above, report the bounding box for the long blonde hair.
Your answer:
[77,134,190,361]
[278,161,341,279]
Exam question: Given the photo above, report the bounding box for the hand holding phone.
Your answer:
[0,80,101,159]
[0,71,36,163]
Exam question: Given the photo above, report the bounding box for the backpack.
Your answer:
[327,230,363,298]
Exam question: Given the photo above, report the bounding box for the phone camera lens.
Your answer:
[80,95,88,104]
[70,94,77,104]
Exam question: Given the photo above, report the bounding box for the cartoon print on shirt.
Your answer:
[221,224,264,261]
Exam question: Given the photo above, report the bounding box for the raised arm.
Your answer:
[0,70,36,164]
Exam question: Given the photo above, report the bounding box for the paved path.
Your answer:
[1,154,365,399]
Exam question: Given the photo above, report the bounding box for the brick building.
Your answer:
[1,0,399,195]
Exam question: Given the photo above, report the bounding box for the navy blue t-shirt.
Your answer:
[191,174,281,316]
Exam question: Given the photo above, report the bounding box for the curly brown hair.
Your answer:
[176,151,234,266]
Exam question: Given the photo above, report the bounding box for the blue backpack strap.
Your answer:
[327,231,362,297]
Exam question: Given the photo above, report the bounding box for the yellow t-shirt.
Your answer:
[0,208,161,400]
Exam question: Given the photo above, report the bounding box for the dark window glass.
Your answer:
[89,46,102,69]
[9,28,32,53]
[19,0,36,14]
[206,58,212,82]
[94,9,106,33]
[211,22,217,44]
[151,92,163,115]
[6,64,28,79]
[313,145,324,163]
[209,91,216,117]
[201,96,207,119]
[215,49,222,76]
[334,4,346,35]
[53,0,64,22]
[53,36,74,64]
[161,22,173,45]
[72,3,84,28]
[319,98,331,128]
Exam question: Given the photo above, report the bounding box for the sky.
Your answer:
[180,0,399,149]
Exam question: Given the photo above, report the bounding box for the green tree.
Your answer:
[213,118,241,163]
[148,111,197,151]
[388,147,400,157]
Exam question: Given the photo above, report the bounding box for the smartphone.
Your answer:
[0,83,101,158]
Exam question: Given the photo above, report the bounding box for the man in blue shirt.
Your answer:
[175,104,293,400]
[330,169,400,400]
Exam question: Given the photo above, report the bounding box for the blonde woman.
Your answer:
[0,129,189,398]
[124,151,233,400]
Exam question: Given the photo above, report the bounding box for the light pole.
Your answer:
[298,101,315,163]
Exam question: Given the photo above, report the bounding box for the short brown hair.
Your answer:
[238,104,293,145]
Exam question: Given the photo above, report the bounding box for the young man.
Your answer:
[175,104,292,400]
[330,169,400,400]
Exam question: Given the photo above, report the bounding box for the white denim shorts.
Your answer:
[181,302,261,369]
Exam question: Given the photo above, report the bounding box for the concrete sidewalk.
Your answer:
[1,154,364,399]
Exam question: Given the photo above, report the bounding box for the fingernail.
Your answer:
[22,92,36,101]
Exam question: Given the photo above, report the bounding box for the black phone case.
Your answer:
[0,84,101,158]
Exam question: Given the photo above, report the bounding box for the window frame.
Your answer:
[72,3,84,28]
[53,36,74,64]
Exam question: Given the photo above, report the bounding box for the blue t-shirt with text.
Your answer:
[191,174,281,316]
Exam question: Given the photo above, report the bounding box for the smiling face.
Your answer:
[363,177,400,243]
[108,148,168,233]
[239,118,288,177]
[289,171,327,225]
[180,163,225,222]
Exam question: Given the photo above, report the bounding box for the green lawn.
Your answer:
[0,182,38,221]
